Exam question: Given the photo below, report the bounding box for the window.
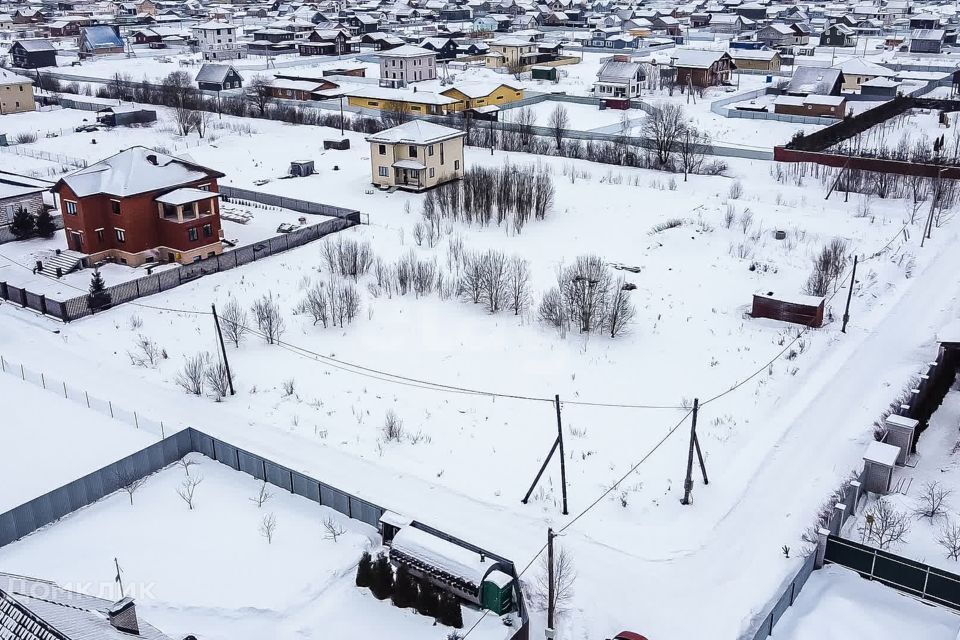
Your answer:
[379,144,386,155]
[429,168,435,178]
[95,228,104,242]
[110,199,120,215]
[440,143,445,164]
[409,145,418,157]
[115,228,126,243]
[428,145,434,156]
[454,160,460,170]
[198,183,210,191]
[188,227,198,241]
[203,223,212,238]
[378,166,389,177]
[64,200,77,215]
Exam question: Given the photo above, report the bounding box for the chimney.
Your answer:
[107,597,140,635]
[145,154,158,166]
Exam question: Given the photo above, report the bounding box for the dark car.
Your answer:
[612,633,649,640]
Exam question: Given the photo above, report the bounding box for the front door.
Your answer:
[69,231,82,251]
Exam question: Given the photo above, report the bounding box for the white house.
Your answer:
[593,56,646,99]
[192,20,245,61]
[378,44,437,87]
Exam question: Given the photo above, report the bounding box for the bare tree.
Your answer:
[259,512,277,543]
[561,255,613,334]
[605,279,636,338]
[177,456,197,477]
[250,480,273,508]
[176,473,203,510]
[220,298,250,348]
[642,102,688,166]
[382,409,404,442]
[251,295,285,344]
[115,468,147,506]
[323,515,346,542]
[381,100,410,128]
[548,104,569,152]
[247,74,273,116]
[532,545,576,614]
[128,334,163,367]
[860,498,910,549]
[175,352,209,395]
[676,126,709,181]
[300,282,330,327]
[193,108,212,138]
[938,518,960,560]
[514,107,536,149]
[205,359,233,401]
[915,481,952,521]
[507,255,531,315]
[479,249,509,313]
[803,239,849,297]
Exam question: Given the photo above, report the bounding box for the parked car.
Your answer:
[611,633,649,640]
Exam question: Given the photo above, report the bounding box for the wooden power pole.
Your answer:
[522,395,569,515]
[547,528,556,636]
[681,398,708,505]
[211,303,235,396]
[841,255,858,333]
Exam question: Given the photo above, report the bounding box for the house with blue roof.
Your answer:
[78,25,125,57]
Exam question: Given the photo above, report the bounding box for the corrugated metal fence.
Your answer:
[0,426,529,639]
[741,552,817,640]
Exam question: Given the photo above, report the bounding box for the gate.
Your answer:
[825,535,960,610]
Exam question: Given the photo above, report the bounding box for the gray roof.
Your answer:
[0,572,172,640]
[195,63,238,84]
[787,66,843,95]
[81,25,123,49]
[597,59,645,83]
[14,38,56,52]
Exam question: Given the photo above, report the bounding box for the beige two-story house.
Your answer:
[0,69,35,115]
[366,121,465,192]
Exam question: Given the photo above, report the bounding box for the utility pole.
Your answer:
[841,255,858,333]
[555,394,568,516]
[114,558,125,598]
[681,398,707,505]
[211,303,235,395]
[546,528,556,638]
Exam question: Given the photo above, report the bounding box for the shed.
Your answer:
[862,440,899,494]
[323,138,350,150]
[388,526,511,610]
[531,65,559,81]
[883,414,918,465]
[289,160,314,177]
[96,107,158,127]
[751,291,825,327]
[379,510,412,544]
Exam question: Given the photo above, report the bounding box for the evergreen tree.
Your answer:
[369,552,394,600]
[9,207,35,240]
[416,579,440,617]
[88,269,111,309]
[355,551,373,589]
[391,564,418,609]
[439,593,463,629]
[35,208,56,238]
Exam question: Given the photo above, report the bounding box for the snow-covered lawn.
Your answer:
[0,452,506,640]
[772,564,960,640]
[843,387,960,573]
[0,374,157,511]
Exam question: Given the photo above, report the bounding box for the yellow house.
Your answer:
[366,120,466,192]
[0,69,35,115]
[439,82,524,111]
[346,86,458,115]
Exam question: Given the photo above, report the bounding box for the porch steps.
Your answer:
[41,250,86,277]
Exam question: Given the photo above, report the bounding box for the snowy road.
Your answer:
[2,228,960,639]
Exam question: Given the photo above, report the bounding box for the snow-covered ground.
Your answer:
[0,452,507,640]
[0,374,157,512]
[843,387,960,573]
[771,564,960,640]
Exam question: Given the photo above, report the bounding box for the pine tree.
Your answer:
[391,564,418,609]
[9,207,35,240]
[369,552,394,600]
[416,579,440,617]
[439,593,463,629]
[355,551,373,589]
[88,270,111,309]
[35,208,56,238]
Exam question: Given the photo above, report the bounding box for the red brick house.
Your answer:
[53,147,225,266]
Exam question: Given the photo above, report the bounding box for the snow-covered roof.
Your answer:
[832,57,895,78]
[442,81,519,98]
[58,147,222,198]
[154,187,219,206]
[378,44,436,57]
[195,63,237,84]
[0,68,32,86]
[393,159,427,170]
[863,440,899,467]
[885,414,918,429]
[14,38,56,52]
[597,58,645,83]
[672,48,730,69]
[81,25,123,49]
[731,49,780,60]
[348,86,458,105]
[193,19,236,30]
[367,119,466,144]
[390,526,496,588]
[380,510,414,528]
[938,319,960,344]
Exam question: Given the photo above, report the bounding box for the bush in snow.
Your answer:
[938,519,960,561]
[251,295,285,344]
[176,473,203,510]
[259,512,277,543]
[532,545,576,614]
[205,359,233,401]
[322,237,374,281]
[860,498,910,550]
[356,551,374,588]
[416,580,440,617]
[803,238,848,298]
[538,255,636,337]
[175,352,209,395]
[382,410,404,442]
[914,481,951,521]
[128,334,164,367]
[220,298,250,348]
[437,592,463,628]
[391,564,419,609]
[369,552,394,600]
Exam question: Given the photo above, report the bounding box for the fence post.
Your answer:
[161,421,165,438]
[109,400,114,418]
[85,391,90,408]
[63,381,68,398]
[41,373,45,389]
[20,364,25,380]
[0,355,5,372]
[134,412,139,429]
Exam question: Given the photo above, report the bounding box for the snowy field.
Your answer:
[0,452,506,640]
[0,374,157,511]
[843,387,960,573]
[771,565,960,640]
[1,95,958,640]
